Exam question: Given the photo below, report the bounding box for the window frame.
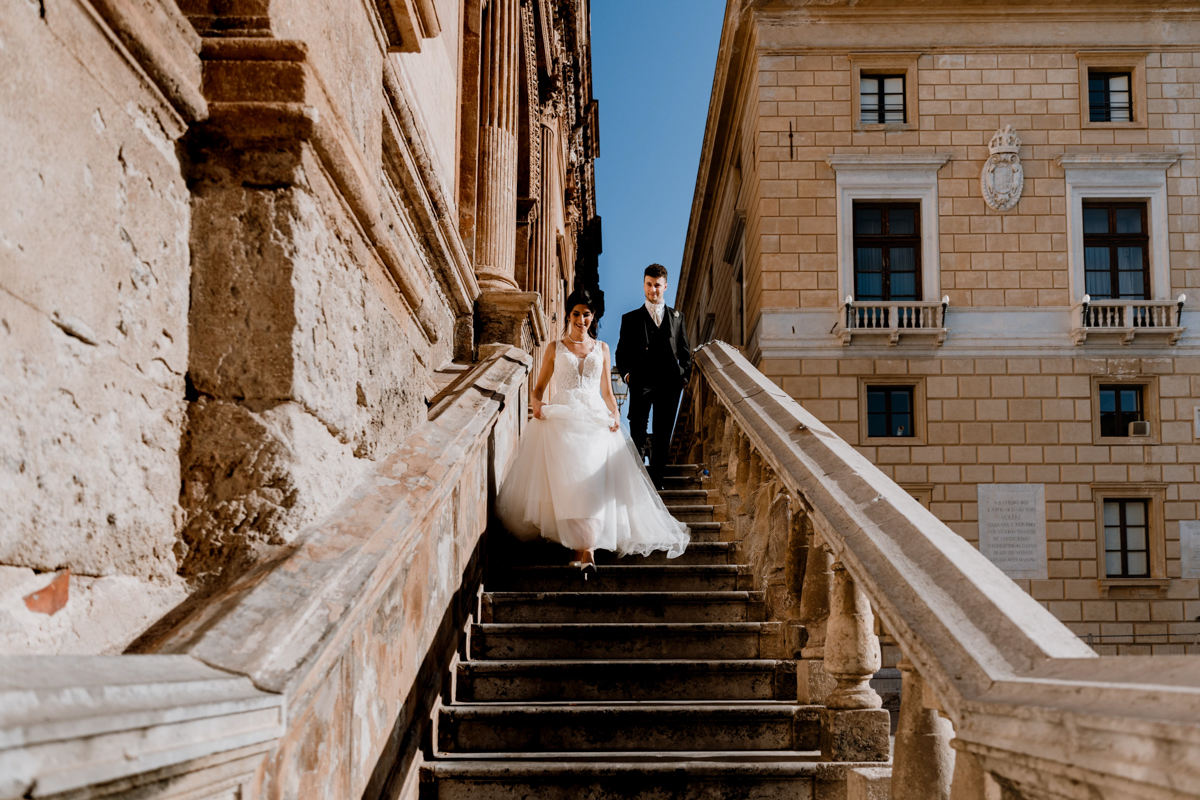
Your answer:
[1097,383,1144,438]
[859,376,926,446]
[1077,52,1148,131]
[852,201,923,302]
[1087,70,1133,123]
[859,73,907,125]
[1081,201,1151,301]
[1056,153,1177,304]
[1102,497,1151,579]
[1090,483,1168,595]
[849,53,920,132]
[1090,375,1159,445]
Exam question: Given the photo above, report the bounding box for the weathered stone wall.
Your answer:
[180,141,453,583]
[0,0,202,650]
[0,0,470,649]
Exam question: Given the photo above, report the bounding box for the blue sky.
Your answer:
[590,0,726,333]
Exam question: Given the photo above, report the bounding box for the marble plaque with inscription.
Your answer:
[977,484,1047,580]
[1180,521,1200,580]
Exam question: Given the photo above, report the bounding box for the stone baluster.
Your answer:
[819,561,889,762]
[949,746,998,799]
[475,0,521,292]
[797,529,835,703]
[892,659,955,800]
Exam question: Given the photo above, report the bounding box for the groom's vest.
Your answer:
[645,311,679,386]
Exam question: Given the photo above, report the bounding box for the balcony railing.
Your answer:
[1071,294,1186,345]
[672,342,1200,798]
[835,297,948,346]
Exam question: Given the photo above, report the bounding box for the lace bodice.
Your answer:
[554,339,606,396]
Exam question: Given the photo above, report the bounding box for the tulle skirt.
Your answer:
[495,388,691,558]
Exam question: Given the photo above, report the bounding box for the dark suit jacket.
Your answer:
[615,305,692,388]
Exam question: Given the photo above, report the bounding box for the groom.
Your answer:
[616,263,692,490]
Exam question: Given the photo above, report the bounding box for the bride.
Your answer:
[495,287,691,572]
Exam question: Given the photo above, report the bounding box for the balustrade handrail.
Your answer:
[686,342,1200,797]
[1072,296,1186,331]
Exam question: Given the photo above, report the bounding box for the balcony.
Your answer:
[834,297,949,346]
[1070,295,1186,345]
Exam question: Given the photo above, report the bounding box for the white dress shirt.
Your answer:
[645,300,666,327]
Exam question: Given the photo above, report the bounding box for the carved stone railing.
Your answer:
[0,346,532,800]
[1071,295,1186,345]
[835,298,949,346]
[675,342,1200,800]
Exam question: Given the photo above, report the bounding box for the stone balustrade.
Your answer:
[1070,296,1187,345]
[835,299,949,346]
[674,341,1200,800]
[0,346,533,800]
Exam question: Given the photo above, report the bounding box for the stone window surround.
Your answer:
[849,52,920,132]
[827,154,951,306]
[1077,51,1149,130]
[1057,153,1179,303]
[858,375,927,446]
[1090,482,1168,596]
[1090,374,1160,446]
[902,483,934,509]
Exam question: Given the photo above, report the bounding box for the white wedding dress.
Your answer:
[496,340,691,558]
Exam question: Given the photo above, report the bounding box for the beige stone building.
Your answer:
[679,0,1200,653]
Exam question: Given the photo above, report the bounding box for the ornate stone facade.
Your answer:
[0,0,599,653]
[678,0,1200,654]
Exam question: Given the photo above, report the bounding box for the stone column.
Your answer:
[797,530,835,704]
[892,660,955,800]
[820,561,889,762]
[475,0,521,292]
[473,0,542,349]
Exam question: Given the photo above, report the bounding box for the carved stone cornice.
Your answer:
[83,0,208,128]
[197,38,443,342]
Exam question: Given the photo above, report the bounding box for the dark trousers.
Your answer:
[627,382,683,489]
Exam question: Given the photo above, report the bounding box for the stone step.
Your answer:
[421,759,843,800]
[454,659,797,702]
[482,591,765,624]
[662,464,701,477]
[658,489,709,506]
[596,542,735,566]
[662,474,703,490]
[684,522,720,542]
[665,505,714,523]
[435,704,821,754]
[489,565,748,593]
[470,622,781,661]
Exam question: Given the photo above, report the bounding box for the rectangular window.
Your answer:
[1098,385,1144,438]
[867,386,914,438]
[853,202,921,302]
[1103,498,1150,578]
[1082,201,1149,300]
[1089,71,1133,122]
[860,75,906,124]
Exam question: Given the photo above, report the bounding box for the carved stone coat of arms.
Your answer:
[980,126,1023,212]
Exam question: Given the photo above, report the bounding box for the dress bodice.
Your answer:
[554,340,605,396]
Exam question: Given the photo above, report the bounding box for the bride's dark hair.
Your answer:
[564,286,600,338]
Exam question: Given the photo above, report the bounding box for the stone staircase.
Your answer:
[419,465,872,799]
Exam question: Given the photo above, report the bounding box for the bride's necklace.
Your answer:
[565,330,587,345]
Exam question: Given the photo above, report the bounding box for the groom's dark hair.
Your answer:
[645,263,669,281]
